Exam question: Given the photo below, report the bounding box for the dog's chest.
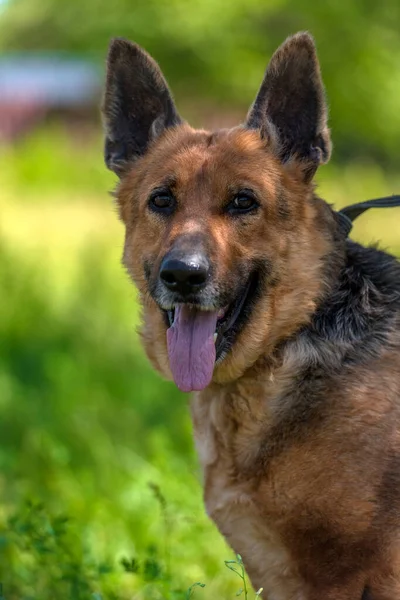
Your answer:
[190,384,308,598]
[191,378,295,515]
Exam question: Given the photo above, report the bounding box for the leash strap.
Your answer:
[337,195,400,237]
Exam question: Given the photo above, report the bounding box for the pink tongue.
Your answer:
[167,305,218,392]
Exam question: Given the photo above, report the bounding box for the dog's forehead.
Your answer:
[146,126,276,187]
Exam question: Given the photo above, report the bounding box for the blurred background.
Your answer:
[1,1,400,598]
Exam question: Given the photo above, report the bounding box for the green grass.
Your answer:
[0,236,244,599]
[1,127,400,598]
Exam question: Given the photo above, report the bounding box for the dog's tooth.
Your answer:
[217,306,228,319]
[213,333,218,344]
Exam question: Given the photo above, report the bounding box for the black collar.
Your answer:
[337,195,400,237]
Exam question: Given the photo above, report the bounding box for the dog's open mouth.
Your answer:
[163,272,259,392]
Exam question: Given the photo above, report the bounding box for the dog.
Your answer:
[102,32,400,599]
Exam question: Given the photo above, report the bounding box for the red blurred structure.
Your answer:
[0,55,101,141]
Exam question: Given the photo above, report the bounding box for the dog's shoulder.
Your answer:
[300,240,400,366]
[266,241,400,453]
[331,239,400,319]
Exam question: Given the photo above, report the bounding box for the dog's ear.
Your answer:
[246,32,331,177]
[102,38,182,176]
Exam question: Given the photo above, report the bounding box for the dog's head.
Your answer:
[102,32,343,392]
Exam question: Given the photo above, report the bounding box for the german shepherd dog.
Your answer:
[102,33,400,599]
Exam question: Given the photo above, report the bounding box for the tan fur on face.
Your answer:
[116,125,337,384]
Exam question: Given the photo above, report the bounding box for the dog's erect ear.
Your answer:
[102,38,182,176]
[246,32,331,176]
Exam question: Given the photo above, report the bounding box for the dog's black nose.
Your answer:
[160,254,209,295]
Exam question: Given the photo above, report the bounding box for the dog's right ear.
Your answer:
[102,38,182,176]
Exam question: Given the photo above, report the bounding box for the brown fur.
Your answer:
[102,33,400,599]
[118,125,335,385]
[192,353,400,599]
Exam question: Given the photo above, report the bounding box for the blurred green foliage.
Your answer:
[2,0,400,165]
[1,0,400,596]
[0,230,239,598]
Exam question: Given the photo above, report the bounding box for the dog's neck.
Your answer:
[196,237,400,421]
[189,245,350,476]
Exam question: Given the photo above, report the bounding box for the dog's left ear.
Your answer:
[246,32,331,177]
[102,38,183,176]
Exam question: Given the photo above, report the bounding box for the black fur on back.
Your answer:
[296,240,400,370]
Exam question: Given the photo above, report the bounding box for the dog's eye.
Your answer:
[148,190,176,214]
[226,191,259,215]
